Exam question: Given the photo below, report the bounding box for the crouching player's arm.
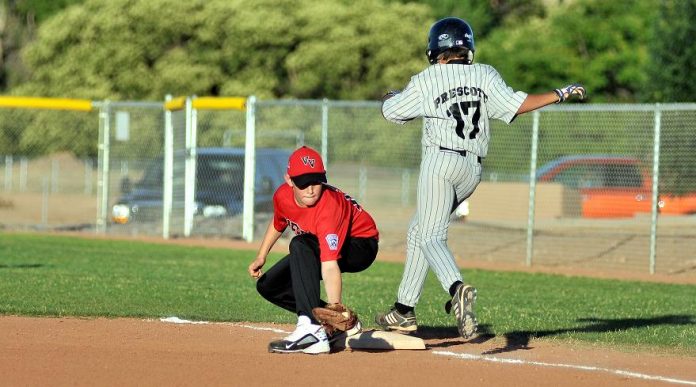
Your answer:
[321,260,342,304]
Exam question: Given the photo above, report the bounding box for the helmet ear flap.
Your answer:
[426,49,437,64]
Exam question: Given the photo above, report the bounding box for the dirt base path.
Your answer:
[2,316,695,387]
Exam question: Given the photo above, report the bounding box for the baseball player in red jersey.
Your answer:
[248,146,379,354]
[375,17,585,339]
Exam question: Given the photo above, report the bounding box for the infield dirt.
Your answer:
[2,316,695,386]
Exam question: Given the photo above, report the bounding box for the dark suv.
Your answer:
[111,147,291,224]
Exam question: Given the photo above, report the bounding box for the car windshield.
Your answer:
[605,164,643,188]
[551,162,643,189]
[552,164,604,188]
[197,155,244,187]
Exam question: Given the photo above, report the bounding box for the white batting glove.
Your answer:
[554,83,586,103]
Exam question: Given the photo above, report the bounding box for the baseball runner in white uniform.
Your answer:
[375,17,586,339]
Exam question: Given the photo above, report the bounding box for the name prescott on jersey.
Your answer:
[433,86,490,109]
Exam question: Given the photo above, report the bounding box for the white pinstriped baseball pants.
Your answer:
[397,146,482,307]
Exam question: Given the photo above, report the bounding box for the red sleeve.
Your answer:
[272,186,288,232]
[315,192,350,262]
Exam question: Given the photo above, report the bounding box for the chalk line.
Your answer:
[159,316,289,334]
[433,351,696,386]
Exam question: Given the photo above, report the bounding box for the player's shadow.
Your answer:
[419,324,496,349]
[482,314,696,355]
[0,263,44,269]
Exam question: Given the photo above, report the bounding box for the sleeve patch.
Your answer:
[325,234,339,251]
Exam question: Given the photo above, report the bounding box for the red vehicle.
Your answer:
[536,155,696,218]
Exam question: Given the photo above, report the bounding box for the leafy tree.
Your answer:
[386,0,545,38]
[645,0,696,102]
[478,0,656,101]
[646,0,696,197]
[15,0,84,23]
[14,0,431,100]
[1,0,85,90]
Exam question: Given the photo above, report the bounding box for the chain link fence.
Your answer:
[0,102,99,230]
[94,101,165,238]
[1,97,695,275]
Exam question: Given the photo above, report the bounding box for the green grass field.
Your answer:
[1,233,695,355]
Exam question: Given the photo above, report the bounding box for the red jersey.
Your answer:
[272,183,379,262]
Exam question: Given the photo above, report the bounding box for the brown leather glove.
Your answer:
[312,303,358,335]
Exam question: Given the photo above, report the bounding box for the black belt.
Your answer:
[439,146,482,163]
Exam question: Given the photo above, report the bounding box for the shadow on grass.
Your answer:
[482,314,696,354]
[0,263,45,269]
[418,315,696,352]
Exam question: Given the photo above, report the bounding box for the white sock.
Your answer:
[297,315,311,327]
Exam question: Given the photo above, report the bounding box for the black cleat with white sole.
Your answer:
[268,332,330,354]
[447,284,478,339]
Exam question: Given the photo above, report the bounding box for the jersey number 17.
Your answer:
[446,101,481,140]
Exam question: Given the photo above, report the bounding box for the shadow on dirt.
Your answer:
[481,314,696,354]
[417,324,497,349]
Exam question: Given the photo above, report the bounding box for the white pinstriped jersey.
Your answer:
[382,63,527,158]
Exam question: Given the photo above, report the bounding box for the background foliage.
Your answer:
[9,0,430,100]
[1,0,693,102]
[0,0,695,186]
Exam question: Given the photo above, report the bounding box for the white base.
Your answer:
[333,330,426,350]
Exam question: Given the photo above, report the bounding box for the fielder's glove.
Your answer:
[312,303,360,335]
[554,83,586,103]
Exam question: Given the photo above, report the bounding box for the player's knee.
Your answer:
[255,276,272,300]
[420,234,447,250]
[289,234,319,255]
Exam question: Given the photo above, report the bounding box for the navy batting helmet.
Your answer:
[426,17,475,65]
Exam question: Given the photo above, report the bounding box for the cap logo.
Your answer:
[438,33,449,41]
[301,155,316,168]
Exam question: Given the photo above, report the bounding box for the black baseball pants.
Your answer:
[255,234,378,324]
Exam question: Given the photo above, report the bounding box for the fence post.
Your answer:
[51,159,59,193]
[184,97,196,237]
[41,176,49,226]
[242,96,257,242]
[321,98,329,169]
[525,110,541,267]
[4,155,13,192]
[162,95,174,239]
[96,100,111,234]
[19,157,27,192]
[649,104,662,275]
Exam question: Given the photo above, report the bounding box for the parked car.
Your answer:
[536,155,696,218]
[111,147,291,224]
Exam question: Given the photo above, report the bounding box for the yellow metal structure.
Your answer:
[0,96,93,111]
[164,96,186,111]
[164,96,246,111]
[192,97,246,110]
